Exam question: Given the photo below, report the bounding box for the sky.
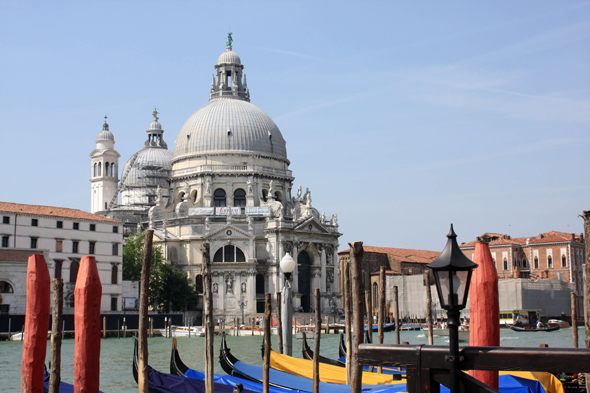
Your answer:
[1,2,589,251]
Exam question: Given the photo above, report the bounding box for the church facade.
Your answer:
[90,36,341,317]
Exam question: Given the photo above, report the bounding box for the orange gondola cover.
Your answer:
[74,256,102,393]
[469,241,500,389]
[21,254,51,393]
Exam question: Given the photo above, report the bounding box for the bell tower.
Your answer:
[90,116,120,213]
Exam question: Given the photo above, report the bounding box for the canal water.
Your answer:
[2,327,584,393]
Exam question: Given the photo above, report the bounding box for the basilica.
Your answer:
[89,35,341,316]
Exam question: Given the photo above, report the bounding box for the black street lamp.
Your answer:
[427,224,478,393]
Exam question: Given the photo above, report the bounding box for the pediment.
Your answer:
[293,217,330,234]
[205,224,253,240]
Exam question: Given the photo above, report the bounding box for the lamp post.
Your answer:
[280,252,296,356]
[427,224,477,393]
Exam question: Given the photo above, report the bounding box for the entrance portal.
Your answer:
[297,251,311,312]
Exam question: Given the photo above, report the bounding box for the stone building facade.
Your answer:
[93,37,341,317]
[0,202,123,314]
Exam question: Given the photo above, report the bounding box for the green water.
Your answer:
[1,328,584,392]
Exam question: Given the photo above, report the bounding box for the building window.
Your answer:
[195,275,203,294]
[214,189,226,207]
[31,219,38,227]
[2,216,9,224]
[0,281,14,293]
[56,221,63,229]
[521,258,527,268]
[73,222,79,230]
[213,245,245,262]
[54,260,63,279]
[561,255,567,268]
[90,224,96,232]
[89,241,95,255]
[547,255,553,269]
[112,243,118,256]
[1,236,8,248]
[261,189,268,202]
[503,259,508,271]
[113,226,118,233]
[56,240,62,252]
[234,189,246,208]
[72,241,79,254]
[70,259,80,283]
[0,304,9,314]
[111,265,118,284]
[534,257,539,269]
[111,297,118,311]
[30,237,38,249]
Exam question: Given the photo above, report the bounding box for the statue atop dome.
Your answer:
[226,32,233,50]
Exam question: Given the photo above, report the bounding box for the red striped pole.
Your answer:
[469,241,500,389]
[21,254,51,393]
[74,256,102,393]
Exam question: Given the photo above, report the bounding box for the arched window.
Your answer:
[0,281,14,293]
[191,189,198,203]
[105,162,110,176]
[261,189,268,202]
[547,256,553,269]
[178,191,185,202]
[111,265,118,284]
[70,260,80,283]
[195,275,203,294]
[561,255,567,267]
[214,189,226,207]
[93,163,97,177]
[111,163,116,177]
[54,260,63,279]
[503,259,508,270]
[534,257,539,269]
[274,191,281,202]
[213,245,245,262]
[234,189,246,208]
[98,162,101,176]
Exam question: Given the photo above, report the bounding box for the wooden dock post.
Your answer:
[394,286,400,344]
[49,278,63,393]
[276,292,283,354]
[202,243,214,393]
[424,271,434,345]
[365,289,373,343]
[377,266,386,373]
[21,254,51,393]
[349,241,364,392]
[343,256,352,384]
[103,316,107,339]
[313,288,321,393]
[137,230,153,393]
[74,256,102,393]
[263,293,271,393]
[581,210,590,392]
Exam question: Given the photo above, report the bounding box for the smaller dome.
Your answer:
[97,120,115,142]
[149,120,162,131]
[218,49,241,65]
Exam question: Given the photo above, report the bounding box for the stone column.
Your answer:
[247,271,256,314]
[292,243,299,294]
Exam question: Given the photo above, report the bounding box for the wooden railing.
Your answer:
[358,344,590,393]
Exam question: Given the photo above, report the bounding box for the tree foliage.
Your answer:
[123,232,198,312]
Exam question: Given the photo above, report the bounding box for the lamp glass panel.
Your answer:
[455,270,469,307]
[436,270,450,308]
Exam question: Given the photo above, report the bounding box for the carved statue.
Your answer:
[332,213,338,225]
[156,185,163,205]
[321,212,325,222]
[162,219,168,237]
[205,217,210,231]
[247,216,253,231]
[291,207,297,220]
[241,282,247,294]
[226,32,233,49]
[297,185,302,200]
[213,282,218,294]
[136,222,142,233]
[247,178,253,195]
[148,207,154,228]
[269,180,275,196]
[305,190,312,206]
[226,275,234,294]
[205,178,212,194]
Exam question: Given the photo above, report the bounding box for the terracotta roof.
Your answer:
[460,230,582,248]
[339,246,440,265]
[0,202,120,223]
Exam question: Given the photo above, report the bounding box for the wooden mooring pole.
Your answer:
[581,210,590,392]
[349,241,364,392]
[377,266,385,373]
[365,289,373,344]
[394,286,400,344]
[313,288,321,393]
[202,243,214,393]
[572,292,578,348]
[49,278,63,393]
[138,229,153,393]
[343,256,352,384]
[424,271,434,345]
[263,293,271,393]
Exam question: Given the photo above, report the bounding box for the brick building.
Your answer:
[460,231,585,311]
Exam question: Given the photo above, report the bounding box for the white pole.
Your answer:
[281,280,293,356]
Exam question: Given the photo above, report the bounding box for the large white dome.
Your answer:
[173,98,287,160]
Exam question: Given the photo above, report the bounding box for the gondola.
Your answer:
[339,332,347,358]
[219,332,407,392]
[365,323,397,332]
[43,366,105,393]
[509,324,560,332]
[133,336,258,393]
[300,332,345,367]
